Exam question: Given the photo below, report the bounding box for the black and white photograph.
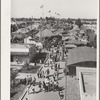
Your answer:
[1,0,99,100]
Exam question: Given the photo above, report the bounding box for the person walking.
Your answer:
[53,73,56,81]
[50,80,53,91]
[58,63,60,69]
[27,85,30,95]
[55,63,57,72]
[26,98,28,100]
[29,75,32,86]
[47,69,50,77]
[56,81,59,90]
[58,89,64,100]
[43,81,46,91]
[53,81,57,91]
[37,71,39,78]
[26,75,29,85]
[38,81,42,91]
[32,77,35,86]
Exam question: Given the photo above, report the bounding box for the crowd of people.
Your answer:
[26,63,61,92]
[23,45,64,99]
[25,47,65,99]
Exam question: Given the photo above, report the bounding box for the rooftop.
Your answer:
[67,46,96,66]
[11,44,29,55]
[11,44,28,49]
[66,76,80,100]
[79,72,96,100]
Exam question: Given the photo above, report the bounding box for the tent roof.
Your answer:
[67,47,96,66]
[65,40,84,45]
[62,36,76,41]
[11,48,29,55]
[73,25,80,31]
[52,31,62,37]
[65,44,77,48]
[12,33,25,39]
[14,28,29,34]
[80,25,87,31]
[80,30,85,34]
[35,29,53,37]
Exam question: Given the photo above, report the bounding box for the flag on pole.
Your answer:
[40,5,43,9]
[57,13,60,16]
[48,10,51,13]
[12,18,16,22]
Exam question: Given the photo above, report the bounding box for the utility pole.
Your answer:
[40,5,44,43]
[64,51,68,100]
[91,22,92,30]
[65,61,67,100]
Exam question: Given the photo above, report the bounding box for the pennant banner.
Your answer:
[40,5,43,9]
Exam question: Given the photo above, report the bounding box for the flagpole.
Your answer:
[54,12,56,18]
[42,6,44,19]
[13,18,18,30]
[50,12,51,17]
[40,5,44,43]
[49,11,51,17]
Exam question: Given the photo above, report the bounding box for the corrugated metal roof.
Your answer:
[67,47,96,66]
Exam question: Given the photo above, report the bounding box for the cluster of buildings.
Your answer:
[11,17,97,100]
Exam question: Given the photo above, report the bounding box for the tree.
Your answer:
[29,45,37,63]
[86,29,96,48]
[67,18,73,24]
[11,24,18,32]
[75,18,82,28]
[10,68,18,87]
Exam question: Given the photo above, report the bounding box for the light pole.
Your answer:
[64,54,68,100]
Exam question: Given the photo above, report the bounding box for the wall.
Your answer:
[12,55,29,63]
[76,67,96,78]
[79,72,96,100]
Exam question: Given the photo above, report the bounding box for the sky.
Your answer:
[11,0,97,19]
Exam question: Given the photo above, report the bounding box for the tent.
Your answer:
[72,25,80,31]
[80,30,85,34]
[62,36,76,41]
[67,47,96,67]
[12,33,25,40]
[80,25,87,31]
[86,29,96,43]
[65,40,84,45]
[64,44,77,49]
[36,42,43,49]
[13,28,29,34]
[35,29,53,37]
[35,29,62,38]
[52,29,62,36]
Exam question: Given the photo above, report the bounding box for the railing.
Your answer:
[18,52,49,100]
[18,85,30,100]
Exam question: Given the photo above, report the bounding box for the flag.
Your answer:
[48,10,51,13]
[12,18,16,22]
[57,13,60,16]
[40,5,43,9]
